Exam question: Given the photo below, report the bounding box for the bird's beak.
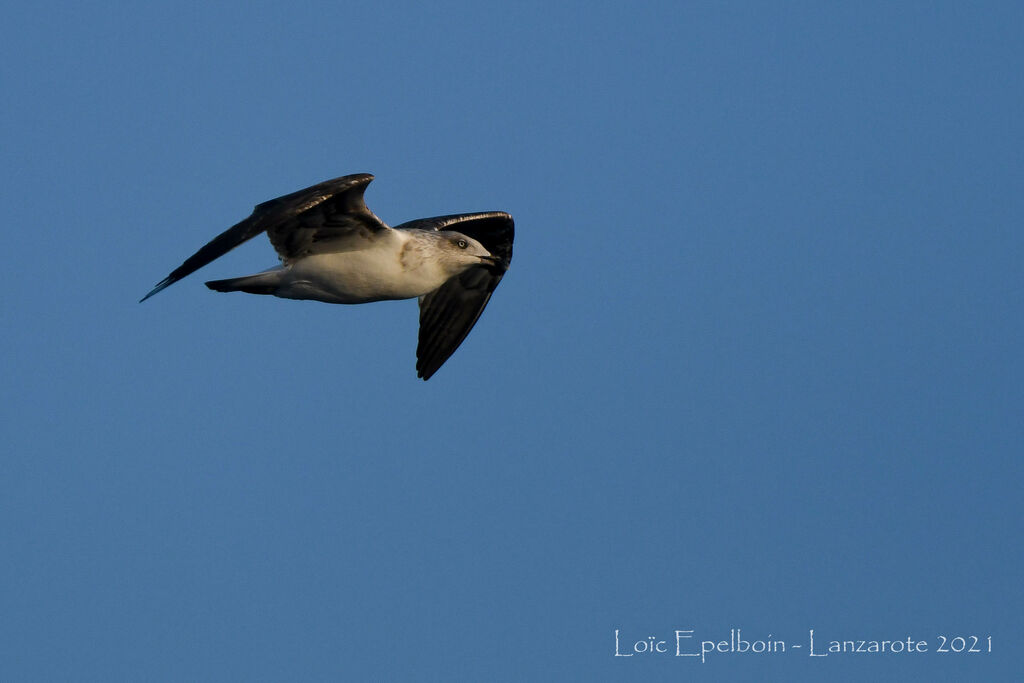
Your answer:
[478,254,500,264]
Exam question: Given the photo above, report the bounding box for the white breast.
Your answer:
[275,230,452,304]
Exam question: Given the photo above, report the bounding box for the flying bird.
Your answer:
[141,173,514,380]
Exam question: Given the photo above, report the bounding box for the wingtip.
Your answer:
[416,362,437,381]
[139,278,171,303]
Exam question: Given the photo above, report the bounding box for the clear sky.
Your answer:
[2,1,1021,680]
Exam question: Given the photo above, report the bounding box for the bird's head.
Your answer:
[436,231,501,272]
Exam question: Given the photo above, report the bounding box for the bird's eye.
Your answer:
[456,239,468,249]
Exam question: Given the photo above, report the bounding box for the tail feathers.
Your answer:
[205,272,281,295]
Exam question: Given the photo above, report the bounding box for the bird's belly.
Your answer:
[277,251,445,304]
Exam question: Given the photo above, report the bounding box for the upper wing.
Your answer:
[399,212,514,380]
[140,173,383,301]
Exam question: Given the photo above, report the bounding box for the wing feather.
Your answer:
[140,173,381,301]
[408,212,514,379]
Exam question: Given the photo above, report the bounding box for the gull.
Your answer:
[141,173,514,380]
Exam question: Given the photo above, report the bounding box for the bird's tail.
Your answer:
[205,270,282,295]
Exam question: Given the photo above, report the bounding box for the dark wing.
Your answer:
[140,173,383,301]
[395,212,514,380]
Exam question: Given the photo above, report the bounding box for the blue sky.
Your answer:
[2,1,1021,680]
